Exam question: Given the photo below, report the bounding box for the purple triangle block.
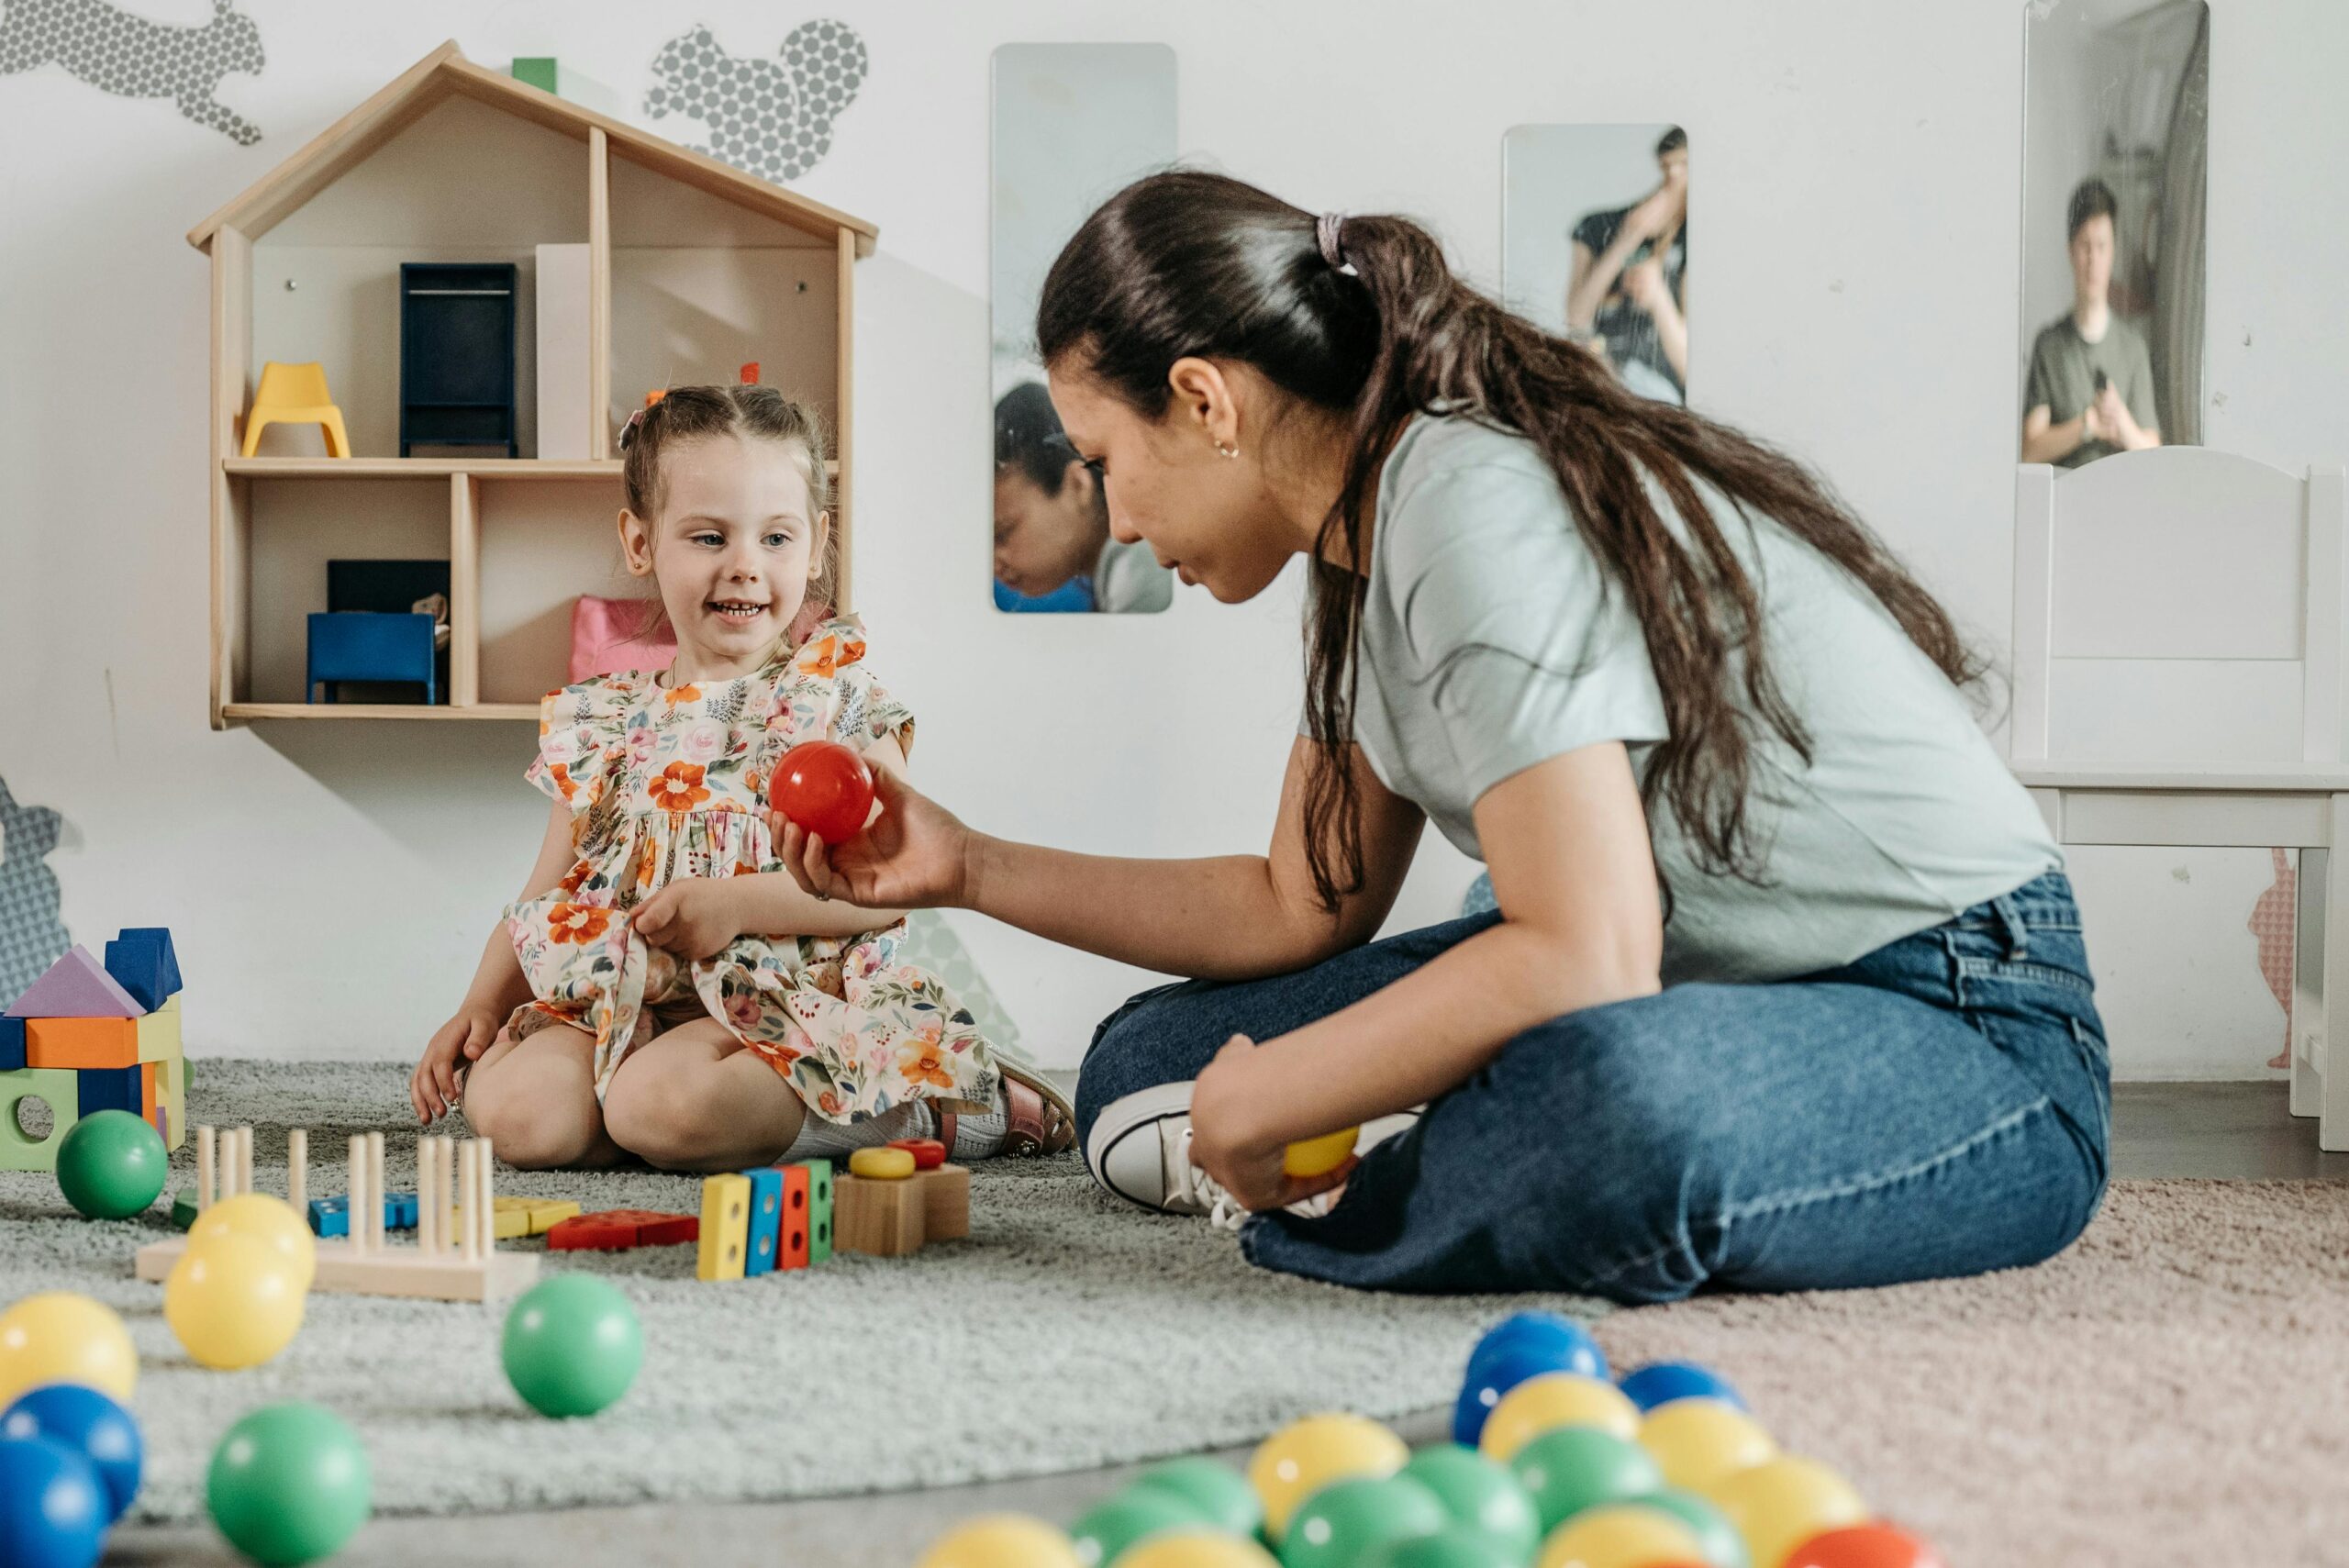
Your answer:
[3,945,144,1019]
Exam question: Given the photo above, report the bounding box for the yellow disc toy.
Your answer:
[0,1291,138,1406]
[1638,1399,1778,1493]
[1282,1127,1359,1179]
[1535,1503,1707,1568]
[1705,1454,1867,1568]
[164,1233,306,1370]
[1248,1414,1408,1540]
[915,1515,1082,1568]
[190,1193,318,1292]
[1120,1534,1282,1568]
[1478,1373,1640,1462]
[849,1147,917,1180]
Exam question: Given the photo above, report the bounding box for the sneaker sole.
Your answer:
[1083,1080,1198,1211]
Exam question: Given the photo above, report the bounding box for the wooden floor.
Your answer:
[113,1082,2344,1568]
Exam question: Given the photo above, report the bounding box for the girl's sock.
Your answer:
[947,1095,1008,1161]
[778,1099,931,1162]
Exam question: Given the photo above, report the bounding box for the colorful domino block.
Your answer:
[75,1062,143,1118]
[545,1212,640,1251]
[742,1168,783,1277]
[629,1210,698,1246]
[308,1196,350,1238]
[26,1017,138,1069]
[798,1158,833,1263]
[779,1163,811,1270]
[696,1174,751,1281]
[0,1068,79,1172]
[171,1189,199,1230]
[0,1017,23,1072]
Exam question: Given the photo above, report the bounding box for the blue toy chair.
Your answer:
[306,613,438,704]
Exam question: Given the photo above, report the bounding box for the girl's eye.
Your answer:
[764,531,791,549]
[690,531,723,548]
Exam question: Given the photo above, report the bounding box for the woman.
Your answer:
[783,172,2106,1302]
[993,381,1174,613]
[1564,126,1689,402]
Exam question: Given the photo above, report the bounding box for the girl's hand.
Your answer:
[1186,1035,1359,1214]
[1622,256,1671,314]
[631,877,741,960]
[411,1006,499,1124]
[776,767,975,910]
[1622,181,1683,243]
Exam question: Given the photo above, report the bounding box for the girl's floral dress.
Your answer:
[505,617,1002,1124]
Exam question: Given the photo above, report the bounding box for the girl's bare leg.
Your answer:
[461,1023,625,1170]
[601,1018,809,1173]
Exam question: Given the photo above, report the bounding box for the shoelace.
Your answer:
[1173,1126,1250,1231]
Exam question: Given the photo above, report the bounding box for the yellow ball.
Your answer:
[1478,1373,1641,1462]
[1282,1127,1359,1179]
[1120,1534,1282,1568]
[850,1147,917,1180]
[1638,1399,1778,1492]
[1705,1455,1867,1568]
[1248,1414,1409,1540]
[915,1515,1081,1568]
[164,1233,306,1370]
[0,1291,137,1406]
[1536,1503,1707,1568]
[190,1194,317,1292]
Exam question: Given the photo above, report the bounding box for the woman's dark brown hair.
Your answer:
[1038,171,1982,913]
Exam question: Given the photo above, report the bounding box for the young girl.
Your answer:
[408,384,1074,1172]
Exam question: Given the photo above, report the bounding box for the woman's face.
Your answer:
[1046,363,1299,604]
[992,462,1102,597]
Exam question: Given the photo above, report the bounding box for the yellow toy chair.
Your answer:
[241,361,351,458]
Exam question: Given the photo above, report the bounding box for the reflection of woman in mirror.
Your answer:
[993,382,1174,614]
[783,172,2103,1305]
[2021,178,2161,467]
[1564,127,1688,403]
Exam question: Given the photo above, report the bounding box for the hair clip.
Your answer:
[618,406,649,451]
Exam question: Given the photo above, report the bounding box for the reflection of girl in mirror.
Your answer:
[2021,178,2162,467]
[993,382,1174,614]
[1564,126,1688,403]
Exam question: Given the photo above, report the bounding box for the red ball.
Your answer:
[1785,1523,1945,1568]
[888,1138,947,1170]
[769,740,874,844]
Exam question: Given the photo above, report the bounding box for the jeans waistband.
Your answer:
[1946,871,2079,959]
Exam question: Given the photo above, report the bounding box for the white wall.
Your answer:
[3,0,2344,1075]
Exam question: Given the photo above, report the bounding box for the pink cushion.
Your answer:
[569,596,676,683]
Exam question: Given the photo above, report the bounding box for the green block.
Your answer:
[511,57,558,95]
[0,1066,83,1172]
[172,1189,200,1230]
[796,1158,833,1262]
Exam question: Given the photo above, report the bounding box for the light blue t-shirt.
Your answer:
[1343,414,2061,984]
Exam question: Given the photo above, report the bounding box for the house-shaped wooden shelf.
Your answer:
[189,40,876,726]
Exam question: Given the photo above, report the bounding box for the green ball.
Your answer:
[1072,1488,1208,1566]
[1280,1474,1448,1568]
[1361,1527,1527,1568]
[1130,1456,1264,1538]
[206,1402,372,1566]
[502,1275,642,1418]
[1632,1488,1749,1568]
[1506,1427,1664,1534]
[56,1110,168,1219]
[1399,1444,1540,1562]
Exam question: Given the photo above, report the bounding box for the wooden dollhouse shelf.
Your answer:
[192,40,871,731]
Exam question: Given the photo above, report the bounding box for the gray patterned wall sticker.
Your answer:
[644,18,865,184]
[0,0,262,144]
[0,776,71,1006]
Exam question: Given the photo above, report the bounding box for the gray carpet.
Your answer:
[1,1062,1607,1525]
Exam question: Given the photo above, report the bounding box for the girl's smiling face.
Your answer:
[618,432,829,682]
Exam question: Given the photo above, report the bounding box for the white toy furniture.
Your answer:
[2009,449,2349,1150]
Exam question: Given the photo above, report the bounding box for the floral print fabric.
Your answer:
[506,618,1001,1123]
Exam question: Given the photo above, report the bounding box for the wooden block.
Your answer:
[103,929,179,1013]
[779,1163,810,1271]
[170,1189,198,1230]
[308,1196,350,1238]
[75,1063,143,1118]
[918,1163,971,1241]
[630,1211,698,1246]
[0,1068,80,1172]
[519,1198,581,1234]
[139,1061,158,1119]
[544,1212,638,1251]
[26,1017,138,1069]
[0,1017,23,1071]
[834,1172,925,1257]
[797,1159,833,1263]
[696,1174,751,1280]
[4,947,140,1020]
[387,1192,419,1229]
[159,1052,185,1151]
[462,1204,531,1240]
[137,1236,538,1303]
[742,1167,783,1277]
[135,1004,181,1063]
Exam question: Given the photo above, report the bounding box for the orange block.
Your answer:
[25,1016,139,1068]
[140,1061,159,1118]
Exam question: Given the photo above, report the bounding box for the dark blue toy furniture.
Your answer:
[399,261,518,457]
[306,613,438,705]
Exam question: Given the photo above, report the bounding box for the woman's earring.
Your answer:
[1214,439,1240,459]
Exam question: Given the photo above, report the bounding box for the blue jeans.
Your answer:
[1076,873,2109,1301]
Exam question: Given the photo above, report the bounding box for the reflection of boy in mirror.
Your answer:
[2022,177,2161,467]
[1564,126,1688,403]
[993,382,1173,614]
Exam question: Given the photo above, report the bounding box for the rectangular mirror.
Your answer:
[2021,0,2208,466]
[1503,123,1689,405]
[989,43,1176,614]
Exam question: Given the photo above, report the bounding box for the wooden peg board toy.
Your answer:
[134,1125,540,1302]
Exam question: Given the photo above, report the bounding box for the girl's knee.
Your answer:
[602,1075,710,1170]
[463,1062,594,1170]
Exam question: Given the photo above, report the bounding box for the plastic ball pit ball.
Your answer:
[502,1275,643,1418]
[54,1111,168,1220]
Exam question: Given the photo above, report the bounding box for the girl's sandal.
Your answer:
[935,1062,1075,1158]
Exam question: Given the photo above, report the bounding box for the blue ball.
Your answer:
[1453,1342,1595,1448]
[0,1435,107,1568]
[1615,1361,1745,1414]
[3,1384,143,1523]
[1464,1312,1608,1391]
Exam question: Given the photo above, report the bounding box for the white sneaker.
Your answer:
[1085,1080,1418,1226]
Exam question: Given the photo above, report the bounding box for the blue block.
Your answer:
[308,1196,349,1237]
[742,1166,783,1277]
[387,1192,418,1230]
[76,1063,144,1118]
[0,1017,22,1072]
[307,612,438,704]
[103,929,180,1012]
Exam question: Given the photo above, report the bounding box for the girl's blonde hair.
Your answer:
[620,384,841,645]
